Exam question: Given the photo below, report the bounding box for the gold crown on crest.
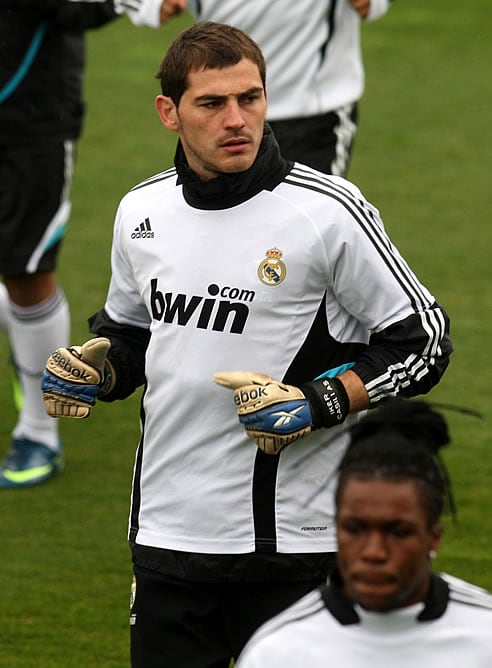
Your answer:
[265,247,283,260]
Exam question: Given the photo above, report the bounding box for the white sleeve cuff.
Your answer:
[116,0,161,28]
[366,0,391,22]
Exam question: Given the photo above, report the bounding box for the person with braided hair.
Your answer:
[237,399,492,667]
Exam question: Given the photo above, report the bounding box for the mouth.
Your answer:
[220,137,250,153]
[352,572,397,587]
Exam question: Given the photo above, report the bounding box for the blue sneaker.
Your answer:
[0,438,63,488]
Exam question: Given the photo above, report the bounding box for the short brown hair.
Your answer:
[155,21,266,106]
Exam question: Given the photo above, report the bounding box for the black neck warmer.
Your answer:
[174,124,293,210]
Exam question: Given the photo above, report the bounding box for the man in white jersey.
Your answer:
[158,0,393,175]
[42,22,452,667]
[237,399,492,668]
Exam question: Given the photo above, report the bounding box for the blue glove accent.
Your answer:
[238,399,312,435]
[315,362,355,380]
[41,370,99,406]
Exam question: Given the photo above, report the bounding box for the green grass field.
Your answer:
[1,2,491,665]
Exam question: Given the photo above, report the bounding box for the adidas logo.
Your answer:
[131,217,154,239]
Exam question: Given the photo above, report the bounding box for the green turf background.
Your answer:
[1,2,490,665]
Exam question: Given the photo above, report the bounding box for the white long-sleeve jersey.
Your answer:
[94,132,451,559]
[237,573,492,667]
[186,0,392,120]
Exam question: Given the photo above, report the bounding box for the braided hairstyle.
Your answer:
[335,398,455,527]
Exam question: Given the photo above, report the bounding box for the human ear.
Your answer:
[429,523,443,558]
[155,95,179,131]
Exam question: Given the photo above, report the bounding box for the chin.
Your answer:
[350,585,399,612]
[222,157,256,173]
[358,597,396,612]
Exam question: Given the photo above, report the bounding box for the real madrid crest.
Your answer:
[257,247,287,286]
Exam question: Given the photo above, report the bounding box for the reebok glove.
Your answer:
[42,337,111,418]
[213,371,350,455]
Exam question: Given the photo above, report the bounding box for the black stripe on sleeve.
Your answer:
[285,167,431,312]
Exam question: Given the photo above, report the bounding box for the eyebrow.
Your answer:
[340,512,416,526]
[194,87,264,104]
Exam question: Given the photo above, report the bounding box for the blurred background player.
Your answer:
[237,399,492,667]
[0,0,167,489]
[158,0,393,175]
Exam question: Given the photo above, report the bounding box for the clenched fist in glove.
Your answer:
[213,371,350,455]
[42,337,111,418]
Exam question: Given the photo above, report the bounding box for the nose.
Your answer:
[361,531,388,562]
[223,101,246,129]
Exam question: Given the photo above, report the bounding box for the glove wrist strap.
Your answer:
[302,377,350,429]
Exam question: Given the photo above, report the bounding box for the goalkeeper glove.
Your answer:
[42,337,111,418]
[213,371,350,455]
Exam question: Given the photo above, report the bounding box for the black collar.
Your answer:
[174,124,293,210]
[320,569,450,625]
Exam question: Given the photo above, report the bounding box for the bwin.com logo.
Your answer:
[150,279,255,334]
[131,217,154,239]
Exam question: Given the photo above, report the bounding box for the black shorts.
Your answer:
[130,563,332,668]
[269,102,358,176]
[0,140,75,277]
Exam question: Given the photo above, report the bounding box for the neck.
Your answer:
[174,124,293,210]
